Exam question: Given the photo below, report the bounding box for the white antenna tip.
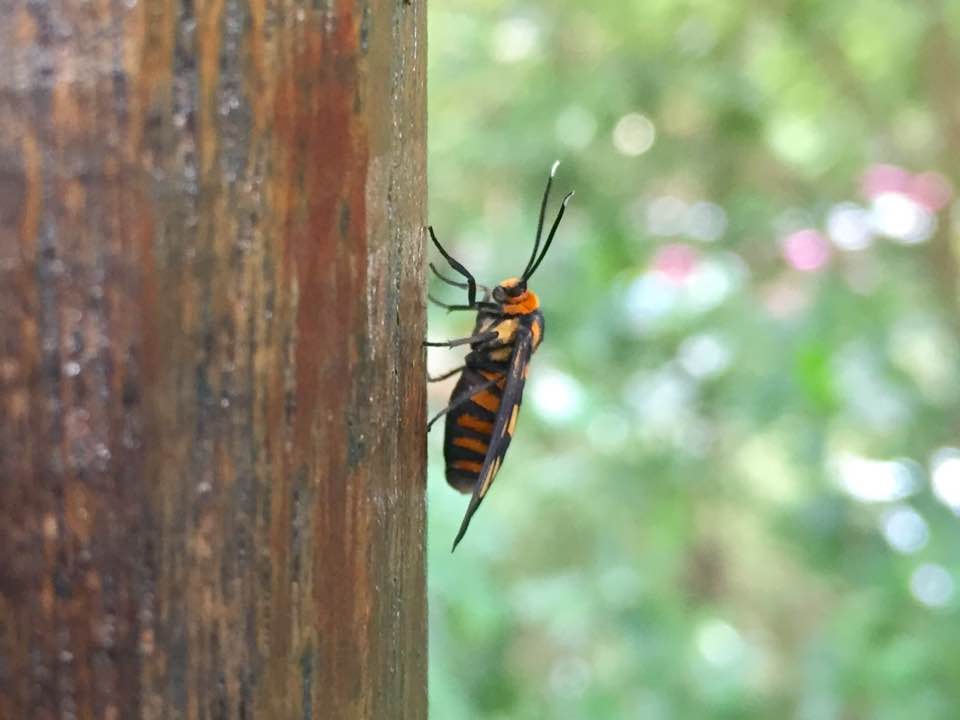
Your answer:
[562,191,575,206]
[550,160,560,177]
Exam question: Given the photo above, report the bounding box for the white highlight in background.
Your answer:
[910,564,955,608]
[833,453,918,503]
[677,333,732,379]
[931,448,960,512]
[613,113,656,157]
[530,368,584,423]
[881,505,929,554]
[492,17,540,63]
[696,619,745,667]
[827,202,874,251]
[869,192,935,244]
[685,201,727,242]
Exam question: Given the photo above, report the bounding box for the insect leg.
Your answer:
[429,227,478,306]
[423,330,497,349]
[429,263,491,300]
[430,263,469,289]
[428,293,500,313]
[427,365,466,382]
[426,376,500,430]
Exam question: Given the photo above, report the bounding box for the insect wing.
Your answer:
[451,328,533,551]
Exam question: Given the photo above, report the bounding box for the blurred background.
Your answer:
[425,1,960,718]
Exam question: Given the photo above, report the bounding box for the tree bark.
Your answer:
[0,0,427,717]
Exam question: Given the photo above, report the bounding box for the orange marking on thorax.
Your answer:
[452,460,483,474]
[453,436,489,454]
[531,319,542,347]
[493,318,519,343]
[472,389,501,413]
[502,290,540,315]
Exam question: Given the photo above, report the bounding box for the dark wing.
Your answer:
[451,328,533,551]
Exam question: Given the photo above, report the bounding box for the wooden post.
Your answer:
[0,0,427,717]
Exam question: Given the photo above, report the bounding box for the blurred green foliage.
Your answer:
[426,2,960,718]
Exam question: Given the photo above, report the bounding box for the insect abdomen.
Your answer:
[443,368,504,492]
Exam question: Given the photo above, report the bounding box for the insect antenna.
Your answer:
[522,160,560,280]
[522,189,574,282]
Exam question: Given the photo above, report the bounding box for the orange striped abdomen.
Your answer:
[443,368,503,493]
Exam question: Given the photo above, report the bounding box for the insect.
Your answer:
[425,161,574,551]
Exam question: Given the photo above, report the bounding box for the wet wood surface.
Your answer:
[0,0,427,717]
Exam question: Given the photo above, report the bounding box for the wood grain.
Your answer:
[0,0,427,717]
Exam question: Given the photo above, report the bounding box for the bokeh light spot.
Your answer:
[677,333,732,379]
[861,163,911,198]
[782,229,831,272]
[826,202,874,251]
[881,505,929,554]
[530,368,584,423]
[652,243,699,284]
[646,195,688,237]
[869,192,935,244]
[910,564,955,608]
[696,619,745,667]
[613,113,656,156]
[492,17,540,63]
[834,453,918,503]
[767,115,825,171]
[930,448,960,512]
[685,201,727,242]
[908,171,953,211]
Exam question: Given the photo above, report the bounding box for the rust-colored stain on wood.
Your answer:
[0,0,427,718]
